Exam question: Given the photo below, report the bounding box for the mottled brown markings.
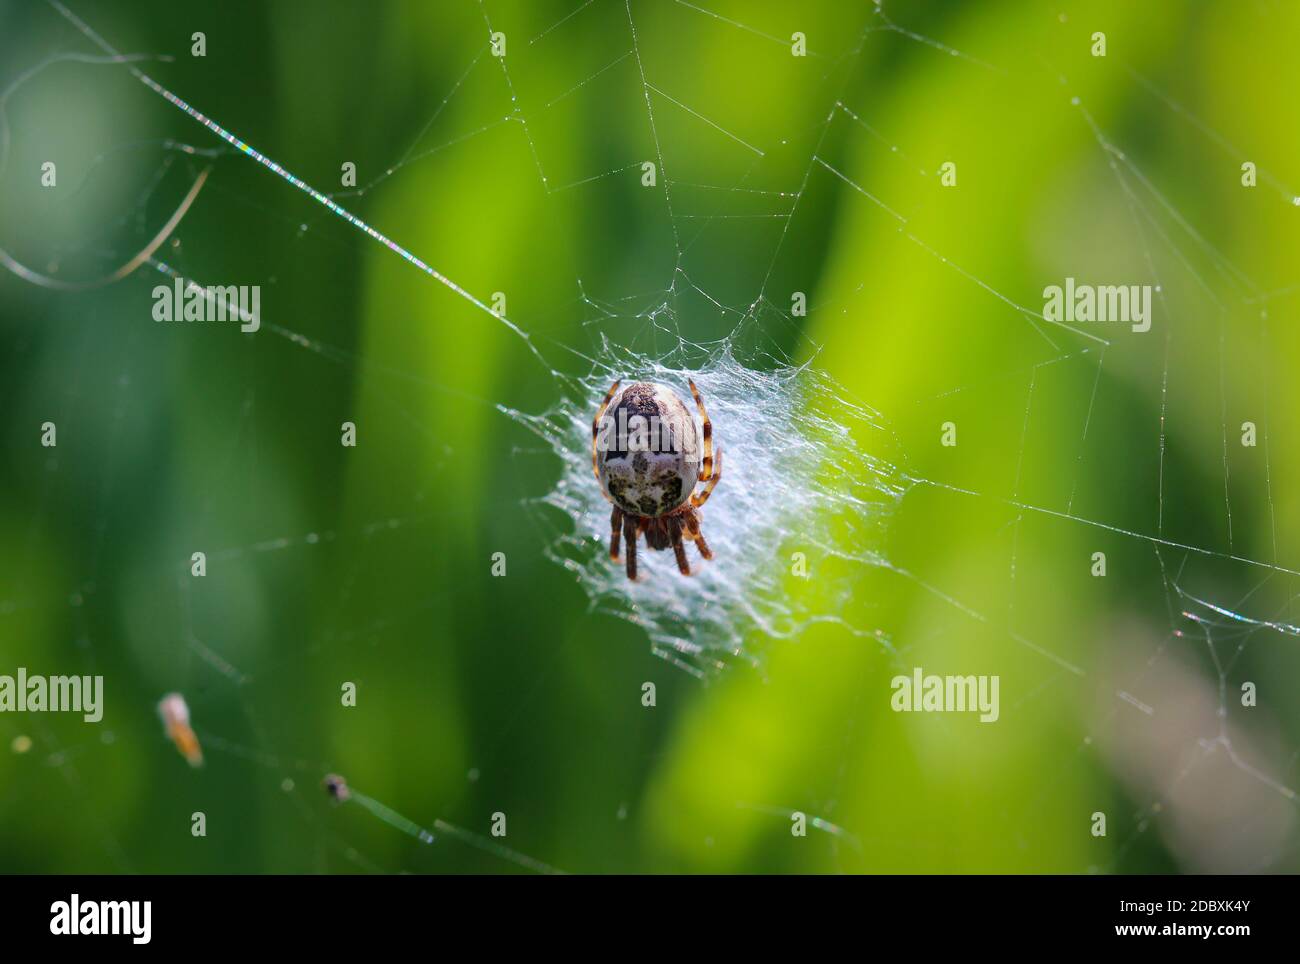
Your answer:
[656,474,682,513]
[593,379,722,580]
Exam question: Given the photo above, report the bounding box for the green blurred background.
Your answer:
[1,0,1298,873]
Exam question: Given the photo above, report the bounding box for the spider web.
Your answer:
[507,334,903,675]
[1,0,1298,874]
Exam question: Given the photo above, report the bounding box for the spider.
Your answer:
[591,378,722,580]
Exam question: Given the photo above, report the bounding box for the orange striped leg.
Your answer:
[694,532,713,560]
[683,512,713,560]
[687,378,714,482]
[691,446,722,508]
[592,379,621,482]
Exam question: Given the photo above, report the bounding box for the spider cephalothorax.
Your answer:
[591,378,722,580]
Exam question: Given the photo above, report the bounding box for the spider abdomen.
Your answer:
[596,382,700,518]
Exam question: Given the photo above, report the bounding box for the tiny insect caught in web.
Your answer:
[592,378,723,581]
[157,692,203,767]
[322,773,351,804]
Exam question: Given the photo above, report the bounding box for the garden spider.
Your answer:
[591,378,722,580]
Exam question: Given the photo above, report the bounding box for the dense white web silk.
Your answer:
[507,341,904,674]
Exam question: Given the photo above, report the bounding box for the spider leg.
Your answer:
[609,505,623,560]
[682,510,713,561]
[693,531,713,560]
[690,445,722,508]
[687,378,715,482]
[669,517,691,576]
[682,510,699,537]
[623,513,639,581]
[591,379,621,484]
